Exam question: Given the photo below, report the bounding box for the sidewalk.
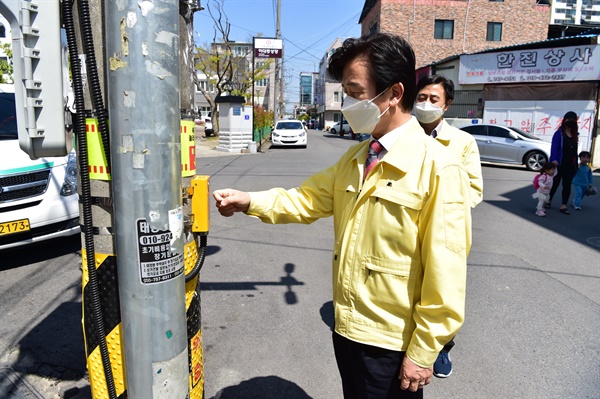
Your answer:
[195,132,270,157]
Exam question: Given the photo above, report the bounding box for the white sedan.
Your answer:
[271,120,307,148]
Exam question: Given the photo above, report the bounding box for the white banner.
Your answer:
[483,100,596,151]
[254,38,283,59]
[459,44,600,84]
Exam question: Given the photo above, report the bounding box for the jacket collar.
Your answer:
[431,119,452,143]
[356,117,426,173]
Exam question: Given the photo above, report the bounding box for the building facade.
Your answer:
[551,0,600,25]
[315,38,346,130]
[419,35,600,166]
[359,0,551,68]
[299,72,318,107]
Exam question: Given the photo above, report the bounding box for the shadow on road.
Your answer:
[9,301,87,388]
[482,164,600,251]
[201,260,305,305]
[320,301,334,332]
[1,235,81,271]
[210,375,312,399]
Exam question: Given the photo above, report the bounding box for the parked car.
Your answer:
[459,123,551,171]
[0,89,80,250]
[329,122,350,135]
[271,120,307,148]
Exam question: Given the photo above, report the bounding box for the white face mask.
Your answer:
[414,102,444,124]
[341,89,390,134]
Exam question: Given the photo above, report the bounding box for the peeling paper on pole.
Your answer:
[145,60,173,80]
[152,348,188,397]
[138,0,154,17]
[168,206,183,248]
[155,31,177,47]
[126,12,137,28]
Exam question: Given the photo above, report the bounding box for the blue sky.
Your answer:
[194,0,364,109]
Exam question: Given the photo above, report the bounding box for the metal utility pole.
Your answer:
[274,0,282,119]
[104,0,188,397]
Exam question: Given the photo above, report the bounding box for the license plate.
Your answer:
[0,219,31,236]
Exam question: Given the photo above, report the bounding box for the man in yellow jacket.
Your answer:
[213,33,471,399]
[415,75,483,379]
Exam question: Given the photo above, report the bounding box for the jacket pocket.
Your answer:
[353,258,416,332]
[372,187,424,211]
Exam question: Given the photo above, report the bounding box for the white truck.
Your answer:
[0,87,79,250]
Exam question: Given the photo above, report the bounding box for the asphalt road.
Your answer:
[1,129,599,399]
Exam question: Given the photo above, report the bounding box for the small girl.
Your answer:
[533,163,557,217]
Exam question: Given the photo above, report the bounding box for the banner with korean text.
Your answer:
[254,38,283,59]
[459,45,600,84]
[483,100,596,152]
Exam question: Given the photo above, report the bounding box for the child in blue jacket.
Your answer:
[572,151,594,210]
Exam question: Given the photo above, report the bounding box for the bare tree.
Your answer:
[194,0,272,136]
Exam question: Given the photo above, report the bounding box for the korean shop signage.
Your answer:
[254,38,283,58]
[459,44,599,84]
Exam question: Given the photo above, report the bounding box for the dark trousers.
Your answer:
[441,337,455,353]
[549,165,575,206]
[332,332,424,399]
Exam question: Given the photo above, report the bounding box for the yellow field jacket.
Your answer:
[247,118,471,368]
[435,120,483,207]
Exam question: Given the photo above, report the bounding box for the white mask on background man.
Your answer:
[341,89,390,134]
[414,102,444,124]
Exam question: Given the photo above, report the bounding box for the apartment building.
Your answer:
[359,0,551,68]
[551,0,600,25]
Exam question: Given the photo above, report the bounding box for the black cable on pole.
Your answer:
[185,235,207,282]
[62,1,117,398]
[76,0,111,167]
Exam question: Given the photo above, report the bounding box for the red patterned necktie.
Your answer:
[364,140,383,179]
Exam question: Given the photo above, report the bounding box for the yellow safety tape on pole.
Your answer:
[181,120,196,177]
[86,118,111,180]
[81,250,126,398]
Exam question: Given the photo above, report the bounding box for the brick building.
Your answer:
[359,0,551,68]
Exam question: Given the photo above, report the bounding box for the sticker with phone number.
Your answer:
[0,219,30,236]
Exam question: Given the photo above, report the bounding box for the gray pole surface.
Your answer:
[104,2,188,397]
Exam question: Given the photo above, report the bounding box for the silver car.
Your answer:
[459,124,551,171]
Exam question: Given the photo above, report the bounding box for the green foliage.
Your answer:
[297,114,309,122]
[0,43,14,84]
[253,105,273,130]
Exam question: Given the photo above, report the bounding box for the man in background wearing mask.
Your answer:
[213,33,471,399]
[415,75,483,208]
[414,75,483,380]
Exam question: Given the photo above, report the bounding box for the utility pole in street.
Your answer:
[273,0,284,119]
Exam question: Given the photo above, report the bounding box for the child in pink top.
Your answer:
[533,163,557,217]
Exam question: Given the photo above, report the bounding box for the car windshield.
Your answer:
[508,126,540,140]
[0,93,18,141]
[276,122,303,130]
